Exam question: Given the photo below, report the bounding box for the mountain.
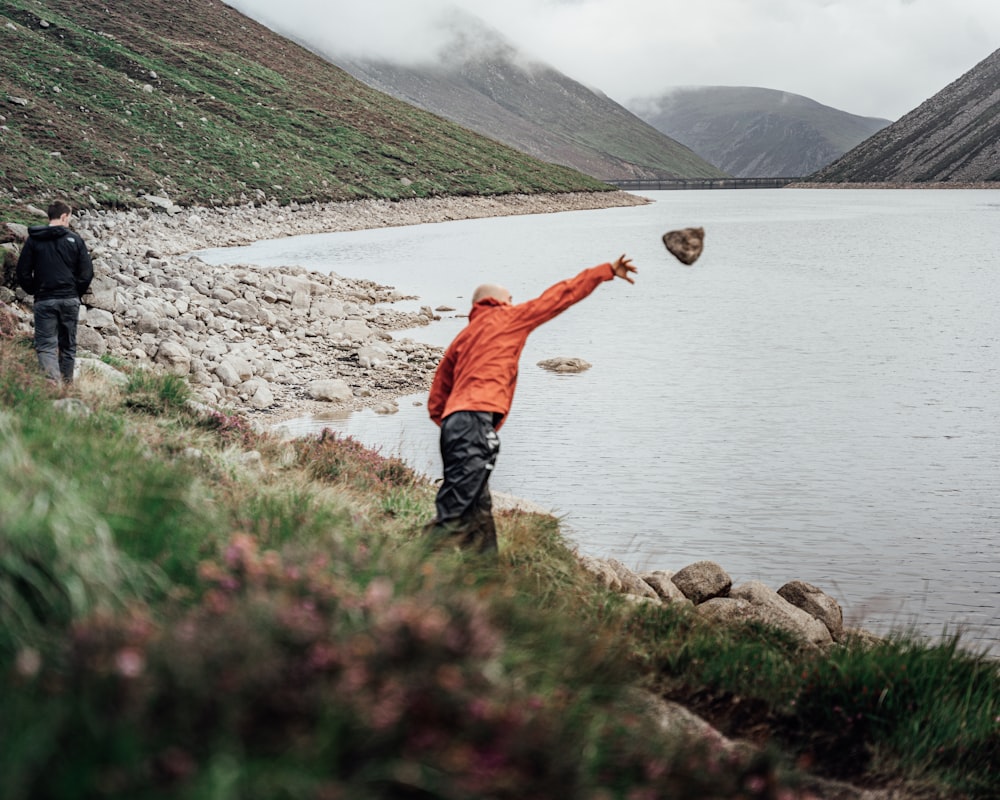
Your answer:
[627,87,891,178]
[326,15,727,182]
[808,47,1000,183]
[0,0,609,224]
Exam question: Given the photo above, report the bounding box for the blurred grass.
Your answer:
[0,329,996,799]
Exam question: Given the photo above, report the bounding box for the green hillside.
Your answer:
[0,0,610,224]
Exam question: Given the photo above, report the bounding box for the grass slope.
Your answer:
[0,314,997,798]
[0,0,610,225]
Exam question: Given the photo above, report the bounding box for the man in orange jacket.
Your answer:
[426,254,637,554]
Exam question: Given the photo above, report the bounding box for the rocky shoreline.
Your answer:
[2,191,648,421]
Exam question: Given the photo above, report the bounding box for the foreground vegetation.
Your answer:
[0,0,610,225]
[0,315,996,799]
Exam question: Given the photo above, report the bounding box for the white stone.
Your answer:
[155,340,192,375]
[249,382,274,409]
[306,379,353,403]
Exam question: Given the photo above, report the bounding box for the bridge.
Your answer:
[607,177,803,190]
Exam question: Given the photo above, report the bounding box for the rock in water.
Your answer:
[537,356,591,373]
[662,227,704,265]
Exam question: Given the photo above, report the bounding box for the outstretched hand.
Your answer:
[611,254,637,284]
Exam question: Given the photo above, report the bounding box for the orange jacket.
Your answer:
[428,263,614,429]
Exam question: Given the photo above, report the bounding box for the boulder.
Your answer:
[248,381,274,410]
[220,356,253,382]
[708,582,833,646]
[306,378,353,403]
[227,298,257,322]
[83,307,117,331]
[87,288,122,314]
[155,340,192,375]
[630,690,748,757]
[75,356,128,387]
[5,222,28,241]
[52,398,91,417]
[578,555,623,593]
[641,570,691,604]
[357,344,392,369]
[778,580,845,642]
[332,319,371,341]
[212,287,237,303]
[310,297,346,320]
[75,325,107,356]
[606,558,659,600]
[671,560,731,604]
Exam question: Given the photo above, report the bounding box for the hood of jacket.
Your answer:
[28,224,72,242]
[468,296,507,322]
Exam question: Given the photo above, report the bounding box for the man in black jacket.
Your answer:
[16,200,94,383]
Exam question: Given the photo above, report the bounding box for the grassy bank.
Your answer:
[0,313,997,799]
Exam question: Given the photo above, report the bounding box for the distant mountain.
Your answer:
[808,48,1000,183]
[627,87,891,178]
[329,15,727,182]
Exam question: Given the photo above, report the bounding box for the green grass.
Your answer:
[0,330,996,798]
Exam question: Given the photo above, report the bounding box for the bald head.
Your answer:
[472,283,512,305]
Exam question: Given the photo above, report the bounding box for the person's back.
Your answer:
[16,201,93,383]
[19,224,91,300]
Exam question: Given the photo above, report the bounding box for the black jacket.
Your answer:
[16,225,94,301]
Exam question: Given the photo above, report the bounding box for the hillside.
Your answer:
[808,47,1000,183]
[321,14,727,182]
[0,0,611,224]
[0,306,998,798]
[628,86,891,178]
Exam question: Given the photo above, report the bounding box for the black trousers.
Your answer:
[428,411,501,554]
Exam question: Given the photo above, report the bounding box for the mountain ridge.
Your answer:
[628,86,891,178]
[319,14,728,181]
[808,47,1000,183]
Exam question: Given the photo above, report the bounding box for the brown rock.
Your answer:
[537,356,591,373]
[606,558,659,600]
[777,580,845,642]
[671,560,731,603]
[662,226,704,265]
[730,581,833,646]
[578,555,622,593]
[641,570,691,605]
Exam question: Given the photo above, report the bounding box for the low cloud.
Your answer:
[224,0,1000,120]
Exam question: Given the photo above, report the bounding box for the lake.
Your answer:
[197,189,1000,652]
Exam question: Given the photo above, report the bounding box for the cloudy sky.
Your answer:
[224,0,1000,121]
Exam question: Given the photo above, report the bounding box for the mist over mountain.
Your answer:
[809,47,1000,183]
[628,87,891,178]
[324,14,727,181]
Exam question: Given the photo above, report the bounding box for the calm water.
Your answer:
[198,190,1000,651]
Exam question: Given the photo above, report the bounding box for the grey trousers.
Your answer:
[427,411,501,555]
[33,297,80,382]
